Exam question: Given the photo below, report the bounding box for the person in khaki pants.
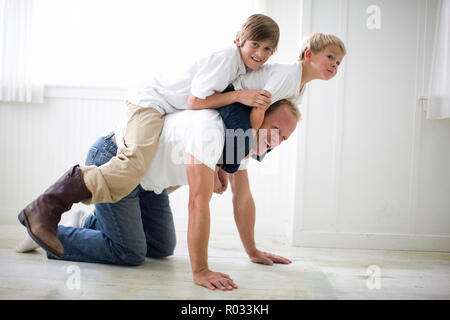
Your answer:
[17,14,280,258]
[82,101,164,204]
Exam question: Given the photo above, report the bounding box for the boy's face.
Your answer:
[306,45,345,80]
[237,38,274,70]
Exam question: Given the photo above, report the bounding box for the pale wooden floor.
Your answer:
[1,223,449,300]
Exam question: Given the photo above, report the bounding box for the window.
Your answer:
[31,0,260,87]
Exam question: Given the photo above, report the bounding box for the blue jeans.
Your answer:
[50,133,176,265]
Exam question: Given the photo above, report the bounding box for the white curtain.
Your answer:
[0,0,43,103]
[427,0,450,119]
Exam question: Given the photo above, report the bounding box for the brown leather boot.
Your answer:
[18,165,92,257]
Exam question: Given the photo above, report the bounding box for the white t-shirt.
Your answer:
[232,61,306,105]
[127,45,247,115]
[140,109,248,194]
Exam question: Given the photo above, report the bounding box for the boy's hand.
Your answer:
[213,171,223,194]
[193,268,238,291]
[238,90,272,110]
[213,167,228,194]
[249,249,292,265]
[217,168,229,193]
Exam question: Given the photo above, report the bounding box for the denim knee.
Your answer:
[146,233,176,259]
[124,250,146,266]
[113,243,147,266]
[165,233,177,257]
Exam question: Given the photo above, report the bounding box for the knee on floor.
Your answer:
[146,236,176,259]
[114,244,147,266]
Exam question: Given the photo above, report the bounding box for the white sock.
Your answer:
[66,209,91,228]
[15,233,39,253]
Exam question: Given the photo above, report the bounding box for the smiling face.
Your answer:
[253,104,298,156]
[306,45,345,80]
[237,38,274,70]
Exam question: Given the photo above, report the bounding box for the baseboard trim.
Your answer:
[4,207,448,252]
[293,230,450,252]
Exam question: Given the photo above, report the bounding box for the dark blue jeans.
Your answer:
[50,133,176,265]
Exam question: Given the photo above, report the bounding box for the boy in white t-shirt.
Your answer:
[18,14,280,258]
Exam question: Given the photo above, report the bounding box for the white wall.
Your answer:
[291,0,450,251]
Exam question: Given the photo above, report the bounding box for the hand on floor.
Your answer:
[250,249,292,265]
[193,268,238,291]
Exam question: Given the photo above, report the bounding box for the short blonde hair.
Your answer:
[299,32,346,60]
[237,14,280,53]
[267,99,302,122]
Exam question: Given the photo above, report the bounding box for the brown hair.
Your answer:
[237,14,280,53]
[266,99,301,122]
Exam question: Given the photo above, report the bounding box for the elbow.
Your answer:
[250,109,265,130]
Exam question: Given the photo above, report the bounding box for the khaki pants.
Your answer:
[165,185,182,195]
[81,102,164,204]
